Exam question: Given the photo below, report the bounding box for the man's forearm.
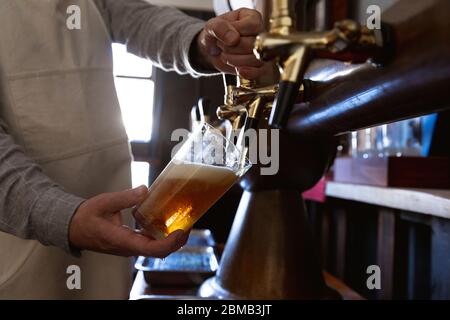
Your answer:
[0,121,84,253]
[94,0,218,77]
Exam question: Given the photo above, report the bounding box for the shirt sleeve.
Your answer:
[0,120,85,254]
[93,0,220,77]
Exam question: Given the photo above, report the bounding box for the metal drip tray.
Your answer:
[135,230,218,287]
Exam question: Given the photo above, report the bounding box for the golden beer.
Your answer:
[135,160,240,239]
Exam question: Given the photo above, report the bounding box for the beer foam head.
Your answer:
[168,160,238,182]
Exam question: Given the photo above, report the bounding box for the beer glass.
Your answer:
[135,123,252,239]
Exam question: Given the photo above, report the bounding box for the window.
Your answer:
[112,43,154,187]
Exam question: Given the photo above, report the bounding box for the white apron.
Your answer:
[0,0,134,299]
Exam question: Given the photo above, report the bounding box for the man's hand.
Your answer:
[69,185,189,258]
[196,8,266,79]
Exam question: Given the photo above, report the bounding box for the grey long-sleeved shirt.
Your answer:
[0,0,212,253]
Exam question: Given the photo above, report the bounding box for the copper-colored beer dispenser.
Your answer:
[200,0,385,299]
[201,0,450,299]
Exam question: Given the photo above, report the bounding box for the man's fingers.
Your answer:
[111,211,123,226]
[103,224,188,258]
[140,230,189,258]
[231,9,264,36]
[201,31,222,57]
[94,185,148,213]
[237,66,266,80]
[133,229,188,258]
[176,229,190,247]
[217,36,256,55]
[199,9,265,75]
[205,17,240,46]
[221,53,264,68]
[209,9,263,43]
[136,228,190,251]
[210,56,237,74]
[216,9,240,22]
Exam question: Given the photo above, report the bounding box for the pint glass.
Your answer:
[135,123,252,239]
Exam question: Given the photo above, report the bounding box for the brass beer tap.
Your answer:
[217,72,305,145]
[254,0,386,128]
[217,74,276,132]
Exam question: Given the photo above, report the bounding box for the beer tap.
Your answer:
[217,72,305,147]
[254,0,388,129]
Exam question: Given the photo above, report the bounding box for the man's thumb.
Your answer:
[97,185,148,213]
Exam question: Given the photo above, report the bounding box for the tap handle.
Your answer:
[319,21,395,65]
[269,80,301,129]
